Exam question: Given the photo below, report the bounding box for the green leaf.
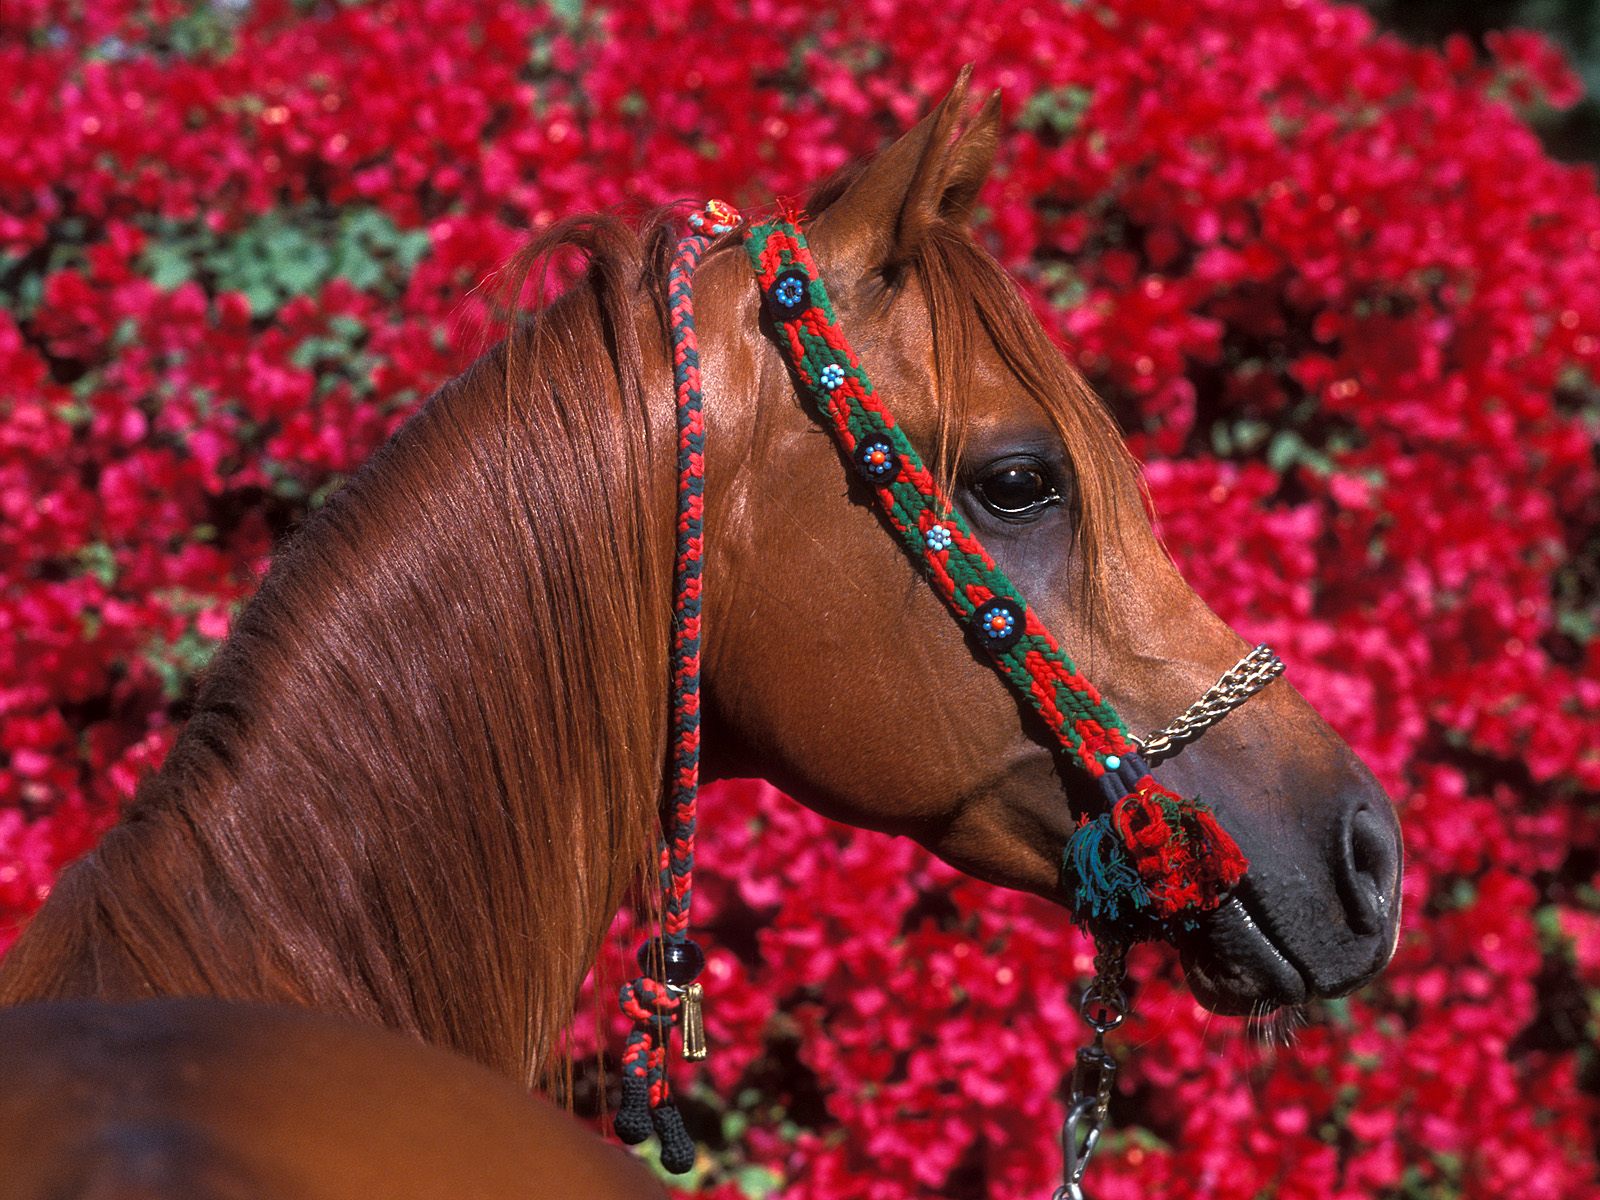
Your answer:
[1266,429,1303,472]
[54,399,93,427]
[1020,86,1093,138]
[733,1165,783,1199]
[142,205,430,317]
[329,314,368,341]
[144,239,197,289]
[143,628,221,701]
[78,542,117,586]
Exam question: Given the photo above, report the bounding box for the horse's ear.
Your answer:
[809,65,1002,284]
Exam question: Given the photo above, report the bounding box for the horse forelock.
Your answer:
[805,165,1143,618]
[911,226,1140,615]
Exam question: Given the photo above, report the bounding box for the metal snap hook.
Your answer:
[1051,1095,1104,1200]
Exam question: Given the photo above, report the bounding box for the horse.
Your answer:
[0,72,1402,1196]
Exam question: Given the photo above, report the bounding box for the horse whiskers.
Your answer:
[1244,999,1307,1052]
[1279,1004,1309,1048]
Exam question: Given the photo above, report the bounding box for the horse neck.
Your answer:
[0,300,678,1088]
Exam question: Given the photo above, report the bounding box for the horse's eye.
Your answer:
[974,461,1062,520]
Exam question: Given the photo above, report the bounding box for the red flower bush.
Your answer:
[3,0,1598,1195]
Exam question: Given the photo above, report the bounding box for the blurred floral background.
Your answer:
[2,0,1598,1196]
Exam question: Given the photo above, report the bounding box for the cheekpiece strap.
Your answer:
[742,216,1253,936]
[747,221,1139,778]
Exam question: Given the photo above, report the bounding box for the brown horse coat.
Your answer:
[0,999,664,1199]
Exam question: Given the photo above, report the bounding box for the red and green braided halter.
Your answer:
[616,202,1267,1175]
[743,213,1250,928]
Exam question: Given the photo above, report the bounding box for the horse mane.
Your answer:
[0,214,680,1093]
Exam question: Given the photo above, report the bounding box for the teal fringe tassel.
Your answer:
[1063,814,1151,924]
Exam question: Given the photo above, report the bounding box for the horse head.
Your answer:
[695,72,1402,1014]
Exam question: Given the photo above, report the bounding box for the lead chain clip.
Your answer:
[1052,942,1128,1200]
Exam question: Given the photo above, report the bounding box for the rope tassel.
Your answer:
[614,1053,695,1176]
[1063,814,1150,924]
[615,948,702,1173]
[1062,755,1247,935]
[614,974,697,1173]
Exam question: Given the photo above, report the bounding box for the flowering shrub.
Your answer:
[3,0,1599,1196]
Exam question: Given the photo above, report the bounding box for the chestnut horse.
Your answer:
[0,75,1402,1196]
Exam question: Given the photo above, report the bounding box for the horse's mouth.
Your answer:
[1174,886,1311,1015]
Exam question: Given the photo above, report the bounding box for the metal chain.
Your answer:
[1136,644,1285,765]
[1046,646,1280,1195]
[1052,941,1129,1200]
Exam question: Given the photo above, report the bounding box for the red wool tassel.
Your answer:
[1111,777,1248,918]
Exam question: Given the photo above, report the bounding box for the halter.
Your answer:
[614,201,1284,1185]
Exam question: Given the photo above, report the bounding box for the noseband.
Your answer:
[613,202,1284,1183]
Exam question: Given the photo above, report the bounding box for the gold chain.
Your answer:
[1137,644,1285,765]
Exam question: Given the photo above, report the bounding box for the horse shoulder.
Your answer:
[0,998,667,1200]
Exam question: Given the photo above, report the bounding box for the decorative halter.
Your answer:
[614,200,1284,1178]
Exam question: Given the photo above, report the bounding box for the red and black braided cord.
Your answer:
[614,200,738,1175]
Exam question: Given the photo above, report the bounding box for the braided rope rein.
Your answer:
[613,200,738,1175]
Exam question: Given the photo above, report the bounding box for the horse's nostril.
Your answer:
[1340,802,1400,938]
